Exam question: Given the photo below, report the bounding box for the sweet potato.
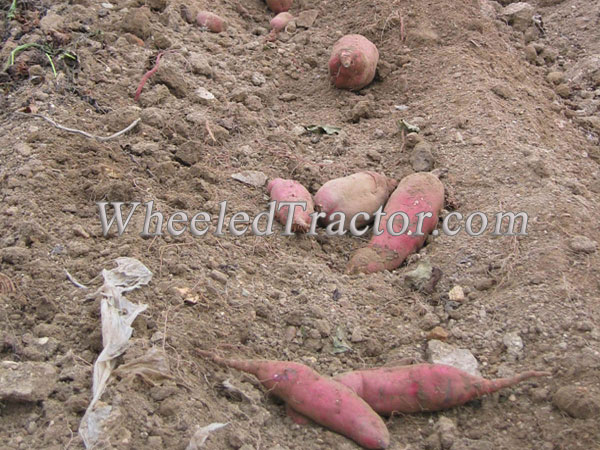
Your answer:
[266,0,292,13]
[267,12,293,41]
[197,351,390,449]
[267,178,315,232]
[346,172,444,274]
[329,34,379,90]
[196,11,227,33]
[335,363,551,415]
[314,171,397,230]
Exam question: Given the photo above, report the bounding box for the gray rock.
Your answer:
[499,2,534,32]
[503,331,524,358]
[0,361,58,402]
[231,171,267,187]
[427,339,481,377]
[568,235,598,254]
[296,10,319,28]
[411,141,435,172]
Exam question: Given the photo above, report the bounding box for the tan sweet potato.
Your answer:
[335,363,551,415]
[197,351,390,449]
[314,171,397,230]
[347,172,444,274]
[329,34,379,90]
[267,178,314,232]
[196,11,227,33]
[266,0,292,13]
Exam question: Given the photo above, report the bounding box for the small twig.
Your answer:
[400,16,406,43]
[65,269,88,289]
[134,52,164,102]
[20,113,140,142]
[205,119,217,143]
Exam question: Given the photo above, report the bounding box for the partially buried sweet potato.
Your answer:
[267,178,314,232]
[329,34,379,90]
[347,172,444,274]
[266,0,292,13]
[196,11,227,33]
[314,171,397,231]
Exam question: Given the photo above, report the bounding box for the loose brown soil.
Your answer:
[1,0,599,449]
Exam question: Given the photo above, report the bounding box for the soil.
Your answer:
[1,0,599,449]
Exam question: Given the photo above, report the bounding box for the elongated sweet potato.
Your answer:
[196,11,227,33]
[334,364,551,415]
[346,172,444,274]
[267,178,314,232]
[314,171,397,230]
[197,351,390,449]
[266,0,292,13]
[329,34,379,90]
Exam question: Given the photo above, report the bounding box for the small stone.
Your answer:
[427,326,449,341]
[373,129,385,139]
[231,171,267,187]
[209,270,228,285]
[553,386,600,419]
[193,87,215,104]
[503,331,524,358]
[568,235,598,254]
[448,285,465,302]
[296,9,319,28]
[411,141,435,172]
[500,2,534,32]
[555,83,571,98]
[0,361,58,402]
[279,93,297,102]
[315,320,331,337]
[350,327,364,343]
[491,83,514,99]
[251,72,266,86]
[530,387,549,403]
[244,95,263,112]
[474,278,495,291]
[421,312,441,329]
[404,261,433,291]
[427,340,481,377]
[349,100,372,123]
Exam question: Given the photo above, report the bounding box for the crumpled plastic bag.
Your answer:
[78,257,152,448]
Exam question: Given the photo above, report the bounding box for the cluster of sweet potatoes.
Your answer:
[198,351,550,449]
[268,171,444,274]
[190,1,381,91]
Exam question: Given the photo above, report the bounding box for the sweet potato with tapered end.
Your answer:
[329,34,379,90]
[347,172,444,274]
[196,11,227,33]
[267,178,314,232]
[197,351,390,449]
[314,171,397,230]
[335,364,551,416]
[266,0,292,13]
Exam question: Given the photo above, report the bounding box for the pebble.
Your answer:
[499,2,534,32]
[411,141,435,172]
[296,10,319,28]
[448,285,465,302]
[350,327,364,343]
[427,339,481,376]
[427,326,449,341]
[503,331,524,358]
[553,386,600,419]
[0,361,58,402]
[251,72,266,86]
[209,270,228,284]
[231,171,267,187]
[568,235,598,254]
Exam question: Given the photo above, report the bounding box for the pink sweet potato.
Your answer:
[197,351,390,449]
[266,0,292,13]
[196,11,227,33]
[346,172,444,274]
[314,171,397,230]
[267,178,314,232]
[329,34,379,90]
[334,364,551,415]
[270,12,294,32]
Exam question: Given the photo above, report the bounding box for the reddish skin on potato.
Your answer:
[266,0,293,13]
[346,172,444,274]
[196,11,227,33]
[314,171,397,230]
[329,34,379,90]
[267,12,293,41]
[334,364,551,415]
[197,351,390,449]
[267,178,315,232]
